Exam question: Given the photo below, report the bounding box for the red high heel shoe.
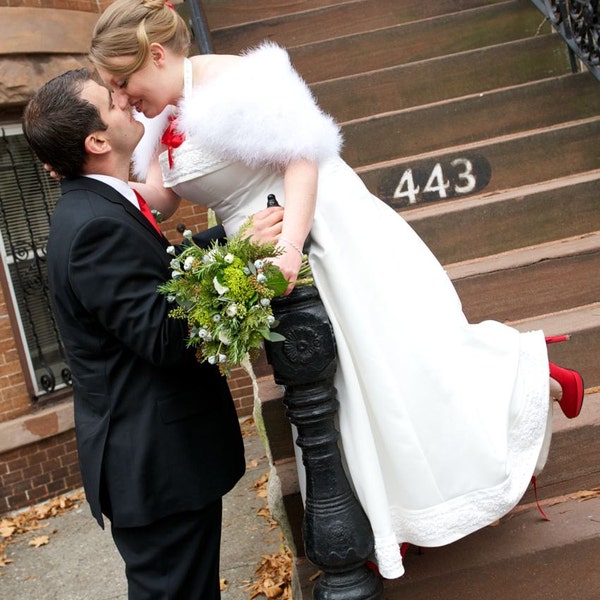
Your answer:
[549,362,584,419]
[545,335,584,419]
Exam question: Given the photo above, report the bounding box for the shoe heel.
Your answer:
[549,362,584,419]
[545,334,570,344]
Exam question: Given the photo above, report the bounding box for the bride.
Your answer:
[89,0,584,578]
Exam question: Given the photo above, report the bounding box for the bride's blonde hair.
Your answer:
[90,0,191,75]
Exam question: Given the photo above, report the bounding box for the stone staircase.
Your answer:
[201,0,600,597]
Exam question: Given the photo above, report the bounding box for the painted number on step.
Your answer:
[379,155,491,208]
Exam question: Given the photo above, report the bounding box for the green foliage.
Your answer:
[158,220,312,376]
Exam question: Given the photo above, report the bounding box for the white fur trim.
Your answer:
[179,42,343,167]
[131,106,173,181]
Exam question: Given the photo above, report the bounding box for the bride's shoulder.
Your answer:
[189,54,244,85]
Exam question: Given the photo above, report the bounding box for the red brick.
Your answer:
[6,456,28,472]
[7,492,29,509]
[47,480,68,495]
[30,473,51,488]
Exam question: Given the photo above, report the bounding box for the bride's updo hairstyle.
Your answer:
[90,0,191,76]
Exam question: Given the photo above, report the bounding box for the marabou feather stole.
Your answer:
[131,106,173,181]
[131,42,342,181]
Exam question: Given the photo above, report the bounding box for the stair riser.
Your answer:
[205,0,355,31]
[538,325,600,390]
[358,119,600,205]
[289,2,551,83]
[210,0,508,53]
[407,179,600,264]
[521,424,600,504]
[452,252,600,324]
[381,536,600,600]
[314,35,571,123]
[342,73,600,168]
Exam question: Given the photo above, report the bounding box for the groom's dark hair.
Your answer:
[23,69,108,179]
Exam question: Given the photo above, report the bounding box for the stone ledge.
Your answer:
[0,397,74,455]
[0,54,92,108]
[0,8,98,56]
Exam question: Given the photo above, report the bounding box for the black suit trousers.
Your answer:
[111,500,223,600]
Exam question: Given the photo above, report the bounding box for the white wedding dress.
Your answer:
[133,43,552,579]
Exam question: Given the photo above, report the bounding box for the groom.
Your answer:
[23,69,283,599]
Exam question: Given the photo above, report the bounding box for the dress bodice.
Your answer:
[160,141,286,235]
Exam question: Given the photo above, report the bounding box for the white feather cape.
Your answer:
[132,42,342,181]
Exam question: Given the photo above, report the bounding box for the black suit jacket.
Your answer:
[47,177,244,528]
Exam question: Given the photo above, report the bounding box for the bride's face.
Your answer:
[97,50,176,119]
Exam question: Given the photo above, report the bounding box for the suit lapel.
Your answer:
[61,177,169,248]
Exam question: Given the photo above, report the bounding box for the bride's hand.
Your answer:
[273,240,303,295]
[244,206,284,244]
[43,163,62,181]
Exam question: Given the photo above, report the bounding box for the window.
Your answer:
[0,125,71,398]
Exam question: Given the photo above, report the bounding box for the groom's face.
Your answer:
[79,79,144,157]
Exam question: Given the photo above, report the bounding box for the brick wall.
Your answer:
[0,430,81,514]
[0,288,31,423]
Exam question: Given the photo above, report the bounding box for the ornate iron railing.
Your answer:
[266,287,382,600]
[530,0,600,79]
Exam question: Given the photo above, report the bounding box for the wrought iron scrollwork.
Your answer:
[532,0,600,78]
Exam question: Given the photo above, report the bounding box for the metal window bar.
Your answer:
[0,128,71,397]
[530,0,600,80]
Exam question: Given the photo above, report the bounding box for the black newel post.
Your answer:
[265,285,383,600]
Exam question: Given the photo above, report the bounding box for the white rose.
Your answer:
[213,277,229,295]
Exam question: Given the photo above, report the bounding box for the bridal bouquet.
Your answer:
[158,220,313,376]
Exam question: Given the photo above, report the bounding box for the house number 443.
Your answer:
[383,155,491,207]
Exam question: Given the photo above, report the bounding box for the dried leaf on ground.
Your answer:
[245,548,294,599]
[570,487,600,502]
[0,490,86,569]
[0,545,13,567]
[253,473,269,500]
[220,577,228,591]
[0,522,16,539]
[28,535,49,548]
[241,417,256,437]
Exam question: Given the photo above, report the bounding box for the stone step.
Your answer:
[521,392,600,504]
[341,71,600,168]
[287,1,551,83]
[314,34,572,123]
[446,233,600,323]
[404,173,600,265]
[513,303,600,389]
[209,0,508,54]
[359,495,600,599]
[357,116,600,206]
[204,0,356,31]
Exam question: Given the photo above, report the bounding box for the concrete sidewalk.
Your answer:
[0,418,289,600]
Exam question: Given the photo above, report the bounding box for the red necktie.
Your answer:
[133,190,162,235]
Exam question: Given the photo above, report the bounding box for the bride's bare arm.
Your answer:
[130,155,181,219]
[275,158,318,293]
